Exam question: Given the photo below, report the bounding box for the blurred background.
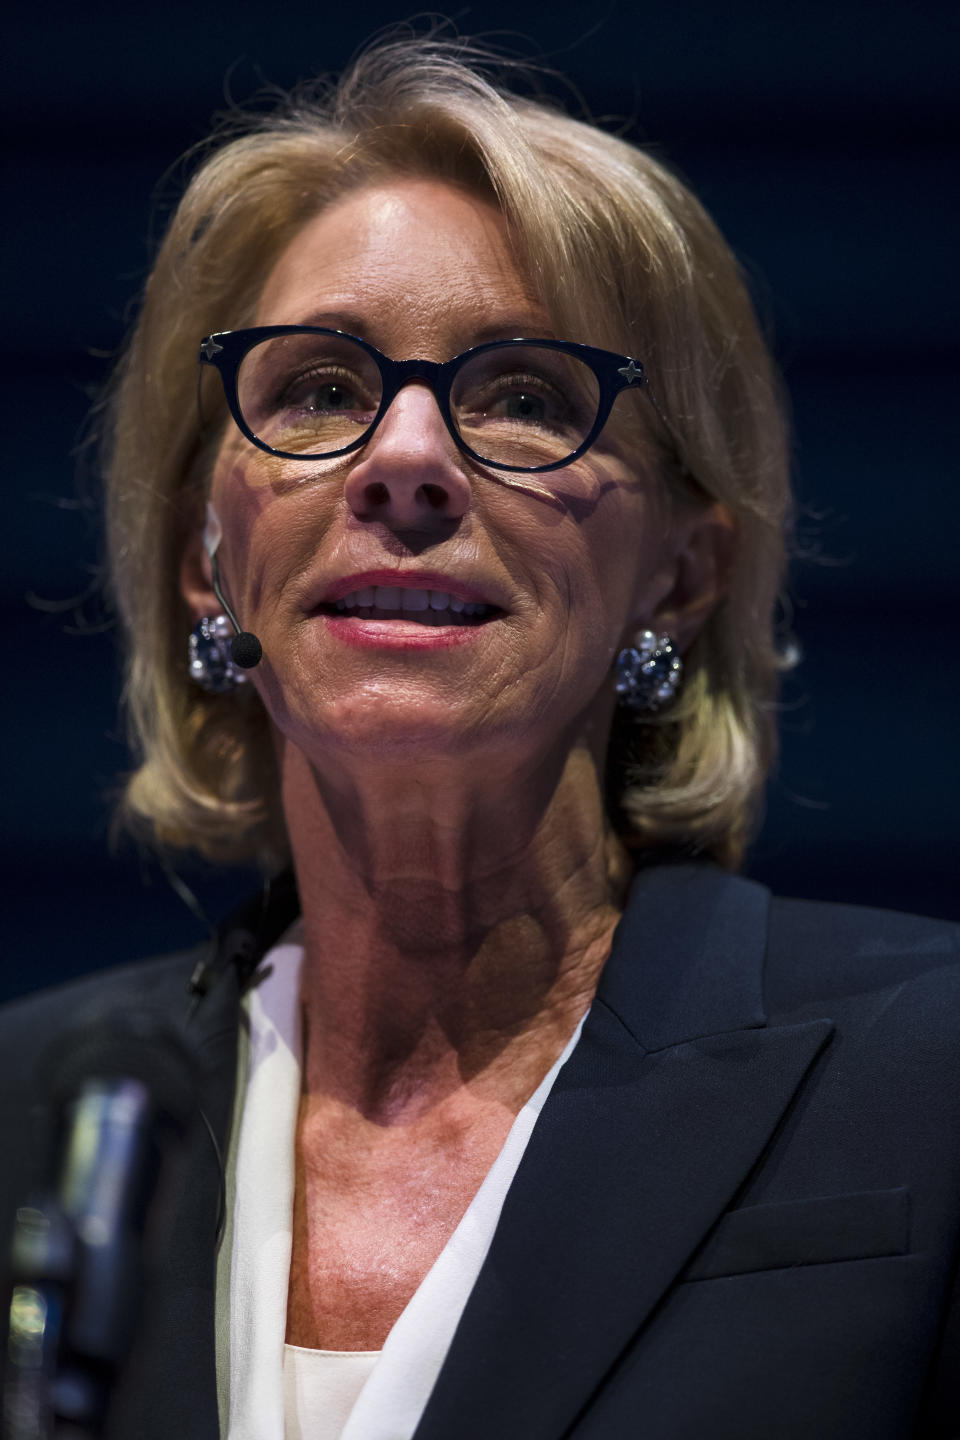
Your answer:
[4,0,958,1000]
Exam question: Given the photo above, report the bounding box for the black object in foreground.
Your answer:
[2,1014,199,1439]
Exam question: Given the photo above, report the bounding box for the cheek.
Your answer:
[593,465,674,620]
[484,478,654,714]
[209,452,318,620]
[557,483,664,650]
[208,447,267,563]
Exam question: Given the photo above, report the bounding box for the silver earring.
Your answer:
[615,629,682,713]
[188,615,251,693]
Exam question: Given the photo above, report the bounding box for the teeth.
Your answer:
[333,585,491,614]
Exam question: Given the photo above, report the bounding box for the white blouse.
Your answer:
[282,1346,379,1440]
[215,926,587,1440]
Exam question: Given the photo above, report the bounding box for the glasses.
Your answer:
[198,326,649,474]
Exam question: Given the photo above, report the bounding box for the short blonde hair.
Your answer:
[103,35,791,871]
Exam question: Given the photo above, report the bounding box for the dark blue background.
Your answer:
[5,1,958,1000]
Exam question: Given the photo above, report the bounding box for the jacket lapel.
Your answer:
[414,865,835,1440]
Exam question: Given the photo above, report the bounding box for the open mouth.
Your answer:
[319,586,501,627]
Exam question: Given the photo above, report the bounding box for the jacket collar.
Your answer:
[596,860,769,1050]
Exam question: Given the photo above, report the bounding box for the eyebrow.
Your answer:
[289,309,373,335]
[277,311,559,351]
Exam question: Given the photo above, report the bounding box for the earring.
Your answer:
[188,615,251,693]
[615,629,682,713]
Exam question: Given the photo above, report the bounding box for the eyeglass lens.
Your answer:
[235,333,601,467]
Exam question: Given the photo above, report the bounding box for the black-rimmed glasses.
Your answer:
[198,326,649,474]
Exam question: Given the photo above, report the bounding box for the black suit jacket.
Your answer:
[2,863,959,1438]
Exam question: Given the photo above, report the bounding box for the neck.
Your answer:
[278,736,632,1124]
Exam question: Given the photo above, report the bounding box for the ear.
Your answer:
[179,527,220,625]
[651,500,735,650]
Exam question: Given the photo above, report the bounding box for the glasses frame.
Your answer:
[198,326,650,474]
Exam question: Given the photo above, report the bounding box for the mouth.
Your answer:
[316,585,502,628]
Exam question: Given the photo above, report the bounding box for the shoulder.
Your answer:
[763,890,960,1013]
[753,893,960,1114]
[0,945,210,1074]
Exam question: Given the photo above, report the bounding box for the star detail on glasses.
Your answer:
[617,359,644,385]
[200,337,224,360]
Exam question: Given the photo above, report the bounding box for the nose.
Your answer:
[343,383,472,526]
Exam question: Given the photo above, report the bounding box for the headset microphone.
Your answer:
[224,625,263,670]
[203,503,263,669]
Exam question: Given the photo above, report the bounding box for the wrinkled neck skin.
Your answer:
[280,721,632,1129]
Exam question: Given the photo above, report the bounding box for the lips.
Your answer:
[313,570,505,626]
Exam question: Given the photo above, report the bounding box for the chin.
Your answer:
[282,695,505,769]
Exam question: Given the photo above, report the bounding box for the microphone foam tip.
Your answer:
[231,632,263,669]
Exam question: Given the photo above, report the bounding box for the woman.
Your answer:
[2,36,958,1440]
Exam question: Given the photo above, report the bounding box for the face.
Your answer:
[184,179,696,781]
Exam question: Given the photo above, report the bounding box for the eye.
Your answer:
[279,368,375,417]
[465,371,570,429]
[497,387,549,422]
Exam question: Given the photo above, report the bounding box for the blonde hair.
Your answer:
[104,34,791,871]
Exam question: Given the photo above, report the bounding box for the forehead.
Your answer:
[254,178,552,354]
